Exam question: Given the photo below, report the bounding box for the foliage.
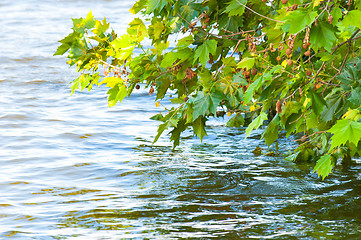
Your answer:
[55,1,361,179]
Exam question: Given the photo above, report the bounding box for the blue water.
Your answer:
[1,0,361,239]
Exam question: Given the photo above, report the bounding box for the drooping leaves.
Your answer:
[193,116,207,141]
[194,39,217,66]
[56,0,361,179]
[192,92,223,121]
[313,154,333,180]
[245,112,268,138]
[283,9,317,34]
[223,0,247,16]
[328,119,361,150]
[310,22,337,52]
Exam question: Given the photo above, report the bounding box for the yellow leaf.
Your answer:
[100,77,122,88]
[313,0,322,8]
[342,109,361,121]
[155,101,160,107]
[227,111,232,116]
[303,97,311,107]
[281,60,287,67]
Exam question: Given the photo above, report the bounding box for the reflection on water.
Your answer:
[1,0,361,239]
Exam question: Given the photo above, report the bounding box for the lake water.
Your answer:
[1,0,361,239]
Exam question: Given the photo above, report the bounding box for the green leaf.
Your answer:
[223,0,247,16]
[198,69,213,92]
[160,48,193,68]
[321,95,342,122]
[153,122,168,143]
[348,87,361,107]
[111,35,135,60]
[237,57,255,70]
[84,11,96,29]
[313,154,333,180]
[310,21,337,52]
[194,39,217,66]
[156,76,171,100]
[130,0,147,14]
[328,119,361,149]
[309,91,326,115]
[170,119,187,148]
[222,57,237,67]
[160,52,178,68]
[193,116,207,141]
[283,10,318,34]
[341,10,361,29]
[70,74,94,94]
[262,114,280,146]
[128,18,147,41]
[149,20,164,40]
[54,43,70,56]
[320,54,336,62]
[146,0,168,14]
[243,72,272,104]
[226,113,245,127]
[92,18,110,35]
[107,83,127,107]
[177,35,194,48]
[192,92,223,120]
[245,112,268,138]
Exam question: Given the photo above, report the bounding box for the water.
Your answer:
[1,0,361,239]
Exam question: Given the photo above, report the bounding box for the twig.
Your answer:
[234,0,285,23]
[214,39,243,79]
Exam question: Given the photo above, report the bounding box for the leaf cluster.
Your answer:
[55,0,361,179]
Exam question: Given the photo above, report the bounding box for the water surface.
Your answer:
[1,0,361,239]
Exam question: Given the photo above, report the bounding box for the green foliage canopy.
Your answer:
[55,0,361,179]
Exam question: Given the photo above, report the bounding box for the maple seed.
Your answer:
[281,0,288,4]
[302,43,309,49]
[287,59,293,66]
[304,50,311,57]
[251,68,257,75]
[306,70,312,76]
[245,71,251,78]
[135,84,140,90]
[276,100,282,114]
[292,4,298,10]
[149,86,154,95]
[328,15,334,24]
[285,48,293,56]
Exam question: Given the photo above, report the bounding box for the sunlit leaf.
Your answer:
[193,116,207,141]
[245,112,268,138]
[223,0,247,16]
[192,92,223,120]
[310,22,337,52]
[313,154,333,180]
[194,39,217,66]
[107,83,128,107]
[328,119,361,149]
[283,9,317,34]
